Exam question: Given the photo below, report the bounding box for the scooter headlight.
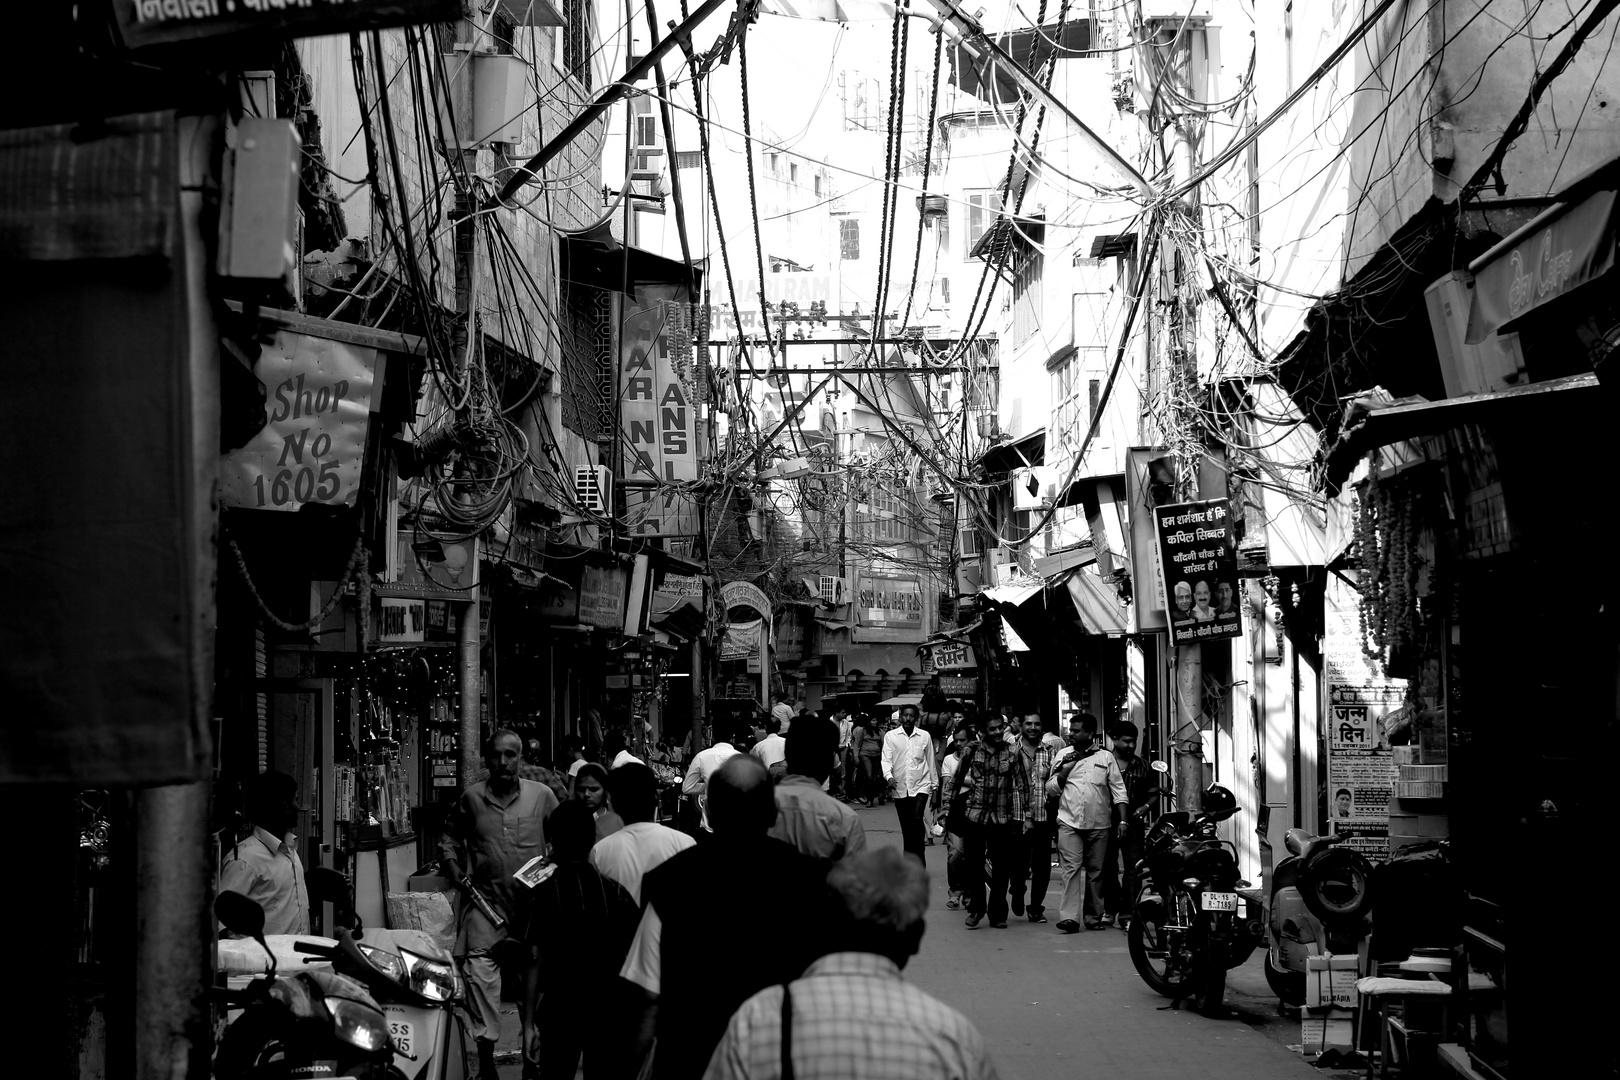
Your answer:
[323,995,389,1053]
[358,944,407,984]
[398,949,459,1002]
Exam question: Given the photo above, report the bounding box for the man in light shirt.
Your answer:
[682,737,741,832]
[219,770,310,935]
[606,729,645,770]
[589,763,695,903]
[749,715,787,778]
[881,704,936,863]
[1045,714,1127,932]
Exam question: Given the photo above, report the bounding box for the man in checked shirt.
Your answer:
[703,847,999,1080]
[946,713,1033,929]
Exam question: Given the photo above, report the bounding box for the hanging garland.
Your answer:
[1353,459,1427,676]
[227,524,370,648]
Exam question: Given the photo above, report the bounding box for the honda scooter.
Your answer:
[1260,827,1375,1006]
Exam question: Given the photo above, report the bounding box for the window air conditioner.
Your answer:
[575,465,611,513]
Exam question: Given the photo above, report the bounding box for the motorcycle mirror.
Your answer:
[215,890,276,977]
[1150,760,1170,774]
[306,866,350,905]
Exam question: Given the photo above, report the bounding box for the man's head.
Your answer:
[982,713,1006,748]
[604,730,628,758]
[899,704,919,734]
[1216,582,1234,612]
[707,754,777,836]
[825,848,930,968]
[785,715,839,783]
[1173,581,1193,614]
[548,800,597,863]
[606,764,659,824]
[1068,713,1100,752]
[1111,720,1138,759]
[485,729,524,787]
[951,723,975,755]
[243,770,300,838]
[1020,713,1043,744]
[1335,788,1353,817]
[1194,580,1211,609]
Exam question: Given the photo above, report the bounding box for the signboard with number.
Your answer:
[112,0,461,50]
[854,576,925,643]
[220,330,378,513]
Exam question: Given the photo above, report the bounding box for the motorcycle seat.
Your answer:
[1284,827,1341,861]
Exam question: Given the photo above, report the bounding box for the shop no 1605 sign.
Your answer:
[219,330,379,511]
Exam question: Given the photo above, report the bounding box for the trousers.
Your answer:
[962,821,1021,923]
[893,793,929,863]
[1056,824,1110,926]
[460,946,504,1042]
[1012,819,1056,916]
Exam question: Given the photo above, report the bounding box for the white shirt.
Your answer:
[568,759,587,777]
[939,751,962,790]
[772,702,795,728]
[612,750,645,769]
[1046,747,1127,831]
[588,821,696,904]
[750,733,786,772]
[837,719,854,750]
[881,726,936,797]
[682,742,740,831]
[218,826,310,936]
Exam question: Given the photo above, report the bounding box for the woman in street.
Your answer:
[855,712,885,805]
[572,763,624,841]
[938,721,975,909]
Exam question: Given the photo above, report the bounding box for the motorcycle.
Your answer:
[213,882,397,1079]
[1126,761,1265,1017]
[1261,826,1375,1006]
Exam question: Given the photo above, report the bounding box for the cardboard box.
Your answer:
[1306,954,1359,1008]
[1301,1007,1356,1056]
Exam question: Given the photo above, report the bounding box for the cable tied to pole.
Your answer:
[226,525,370,642]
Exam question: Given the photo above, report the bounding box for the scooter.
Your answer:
[1261,827,1375,1006]
[213,885,397,1079]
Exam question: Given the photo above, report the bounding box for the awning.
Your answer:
[878,694,923,709]
[982,580,1043,607]
[649,597,705,641]
[1064,570,1129,636]
[1466,156,1620,342]
[950,19,1093,102]
[971,213,1045,264]
[561,224,700,297]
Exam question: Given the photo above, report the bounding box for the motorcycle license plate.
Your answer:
[1201,891,1238,912]
[383,1007,415,1060]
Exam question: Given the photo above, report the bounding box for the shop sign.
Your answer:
[710,273,834,336]
[652,573,704,614]
[719,619,764,661]
[1323,574,1402,858]
[938,675,978,696]
[538,578,580,622]
[376,597,424,644]
[927,640,976,671]
[112,0,460,49]
[720,580,771,618]
[377,530,478,602]
[855,576,924,642]
[579,564,628,630]
[1154,500,1242,646]
[220,330,378,513]
[621,285,699,536]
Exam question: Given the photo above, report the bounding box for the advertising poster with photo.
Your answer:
[1153,500,1243,646]
[1322,574,1404,858]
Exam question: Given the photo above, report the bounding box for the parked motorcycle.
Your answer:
[1127,761,1265,1017]
[1261,826,1375,1006]
[213,883,397,1079]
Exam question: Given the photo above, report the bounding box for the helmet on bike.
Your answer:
[1201,784,1238,822]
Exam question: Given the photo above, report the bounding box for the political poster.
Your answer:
[1154,500,1242,646]
[1323,573,1403,858]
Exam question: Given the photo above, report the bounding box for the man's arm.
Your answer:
[438,792,469,883]
[1108,760,1129,827]
[846,811,868,853]
[619,905,663,1072]
[681,754,705,795]
[879,729,897,782]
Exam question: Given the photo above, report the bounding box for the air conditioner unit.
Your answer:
[955,561,983,596]
[574,465,610,513]
[994,561,1021,586]
[1012,465,1061,511]
[818,575,846,604]
[1424,272,1528,397]
[957,525,983,557]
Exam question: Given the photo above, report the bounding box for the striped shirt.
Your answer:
[703,952,999,1080]
[1016,741,1059,824]
[951,742,1031,827]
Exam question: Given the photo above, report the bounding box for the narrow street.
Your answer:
[497,802,1337,1079]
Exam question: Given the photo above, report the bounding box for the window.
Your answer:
[675,150,702,170]
[1012,253,1043,346]
[1051,356,1078,445]
[1088,378,1101,429]
[563,0,593,90]
[768,152,779,174]
[965,189,1002,252]
[814,174,822,197]
[840,218,860,261]
[634,114,657,149]
[939,277,950,305]
[790,162,798,183]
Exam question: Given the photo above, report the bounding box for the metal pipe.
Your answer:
[133,781,212,1080]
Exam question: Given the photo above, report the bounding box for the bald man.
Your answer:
[621,755,827,1080]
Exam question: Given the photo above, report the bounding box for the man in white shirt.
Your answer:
[589,763,695,903]
[881,704,936,864]
[1045,714,1127,932]
[832,707,855,801]
[771,697,796,734]
[682,738,741,831]
[750,716,787,778]
[218,770,310,935]
[606,730,645,770]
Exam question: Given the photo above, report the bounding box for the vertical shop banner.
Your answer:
[220,330,379,511]
[621,285,699,536]
[1323,574,1402,857]
[579,564,629,630]
[854,576,925,642]
[1154,499,1242,646]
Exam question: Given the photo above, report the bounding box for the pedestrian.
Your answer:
[771,695,796,733]
[946,713,1032,930]
[440,729,559,1080]
[938,721,975,910]
[517,800,640,1080]
[1009,712,1058,924]
[682,734,741,832]
[521,739,572,805]
[606,729,645,770]
[831,706,854,800]
[702,847,999,1080]
[750,715,788,778]
[856,712,885,804]
[572,762,625,841]
[219,770,310,936]
[770,713,867,861]
[588,762,695,903]
[1046,714,1127,933]
[563,736,589,795]
[881,703,936,863]
[1102,720,1153,928]
[620,755,827,1080]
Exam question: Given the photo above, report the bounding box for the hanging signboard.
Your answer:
[1154,499,1242,646]
[377,530,478,602]
[926,640,976,671]
[1323,574,1401,857]
[652,573,704,614]
[376,598,425,644]
[621,285,699,536]
[220,330,379,513]
[719,619,764,661]
[112,0,462,49]
[854,576,925,643]
[938,675,979,696]
[579,564,629,630]
[720,580,772,619]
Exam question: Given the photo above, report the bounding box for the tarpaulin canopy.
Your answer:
[1064,570,1129,636]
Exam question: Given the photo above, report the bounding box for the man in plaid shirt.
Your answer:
[1009,713,1058,924]
[946,713,1032,929]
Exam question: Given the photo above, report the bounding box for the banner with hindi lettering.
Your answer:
[1153,499,1242,647]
